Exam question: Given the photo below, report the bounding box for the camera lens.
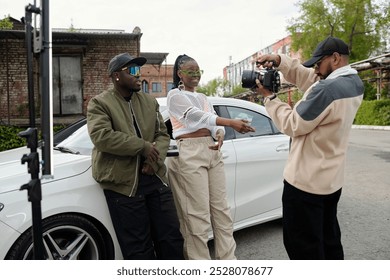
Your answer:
[241,70,260,89]
[241,69,280,92]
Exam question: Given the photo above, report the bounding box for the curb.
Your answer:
[352,125,390,130]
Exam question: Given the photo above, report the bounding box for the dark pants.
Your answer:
[282,180,344,260]
[104,176,184,260]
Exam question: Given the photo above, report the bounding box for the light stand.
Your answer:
[19,128,44,260]
[19,0,52,260]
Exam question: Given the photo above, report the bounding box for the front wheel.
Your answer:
[6,214,111,260]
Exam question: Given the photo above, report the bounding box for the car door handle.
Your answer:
[276,144,289,152]
[222,152,229,159]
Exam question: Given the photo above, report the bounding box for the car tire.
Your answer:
[5,214,111,260]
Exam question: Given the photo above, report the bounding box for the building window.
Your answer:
[52,56,83,115]
[142,80,149,93]
[167,82,174,91]
[152,82,162,93]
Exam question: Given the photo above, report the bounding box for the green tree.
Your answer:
[198,78,250,97]
[287,0,390,62]
[197,78,230,96]
[232,84,248,95]
[0,15,13,30]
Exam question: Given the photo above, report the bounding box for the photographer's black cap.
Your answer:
[302,36,349,68]
[108,53,147,76]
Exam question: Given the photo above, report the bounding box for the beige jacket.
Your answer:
[265,54,364,195]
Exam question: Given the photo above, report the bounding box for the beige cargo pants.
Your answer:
[167,136,236,260]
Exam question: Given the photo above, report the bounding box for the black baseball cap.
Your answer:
[108,53,147,76]
[302,36,349,68]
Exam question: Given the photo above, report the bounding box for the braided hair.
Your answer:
[172,54,195,88]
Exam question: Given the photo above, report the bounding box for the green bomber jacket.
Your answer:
[87,88,170,196]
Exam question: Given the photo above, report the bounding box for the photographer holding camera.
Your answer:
[254,37,364,260]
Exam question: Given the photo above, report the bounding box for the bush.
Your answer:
[0,126,26,152]
[362,81,378,100]
[0,125,67,152]
[354,100,390,125]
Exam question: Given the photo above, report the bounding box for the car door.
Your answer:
[211,106,237,221]
[217,105,289,227]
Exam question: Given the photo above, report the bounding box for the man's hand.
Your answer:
[256,54,281,69]
[141,163,155,175]
[143,142,160,162]
[255,78,274,97]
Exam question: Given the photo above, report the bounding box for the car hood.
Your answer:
[0,146,31,164]
[0,152,92,194]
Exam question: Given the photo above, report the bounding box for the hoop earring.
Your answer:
[178,80,185,90]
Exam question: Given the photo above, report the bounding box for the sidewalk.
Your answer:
[352,125,390,130]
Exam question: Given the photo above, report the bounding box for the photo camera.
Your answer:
[241,65,281,93]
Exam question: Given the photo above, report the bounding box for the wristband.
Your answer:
[264,94,277,103]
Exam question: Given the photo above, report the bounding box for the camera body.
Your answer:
[241,68,281,93]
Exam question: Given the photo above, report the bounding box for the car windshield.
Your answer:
[55,125,93,155]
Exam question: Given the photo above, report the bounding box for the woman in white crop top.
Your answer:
[166,54,254,260]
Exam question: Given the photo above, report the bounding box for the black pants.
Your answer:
[282,180,344,260]
[104,176,184,260]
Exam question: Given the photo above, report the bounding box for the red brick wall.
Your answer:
[0,33,139,125]
[81,37,138,114]
[141,64,174,98]
[0,37,31,122]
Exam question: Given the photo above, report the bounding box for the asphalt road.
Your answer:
[215,127,390,260]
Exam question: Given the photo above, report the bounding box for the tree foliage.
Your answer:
[197,78,230,96]
[287,0,390,62]
[0,15,13,30]
[197,78,249,97]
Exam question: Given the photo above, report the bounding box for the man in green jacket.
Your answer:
[87,53,184,260]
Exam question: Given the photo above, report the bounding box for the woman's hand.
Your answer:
[230,119,255,134]
[209,129,224,150]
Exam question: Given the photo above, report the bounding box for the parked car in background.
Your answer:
[0,97,289,260]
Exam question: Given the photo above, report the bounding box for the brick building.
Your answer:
[0,18,173,126]
[140,52,174,98]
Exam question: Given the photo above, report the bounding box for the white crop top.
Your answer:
[167,88,225,139]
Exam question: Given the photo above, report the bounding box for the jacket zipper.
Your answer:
[129,101,140,196]
[154,111,168,187]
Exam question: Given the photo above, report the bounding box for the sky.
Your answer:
[2,0,300,83]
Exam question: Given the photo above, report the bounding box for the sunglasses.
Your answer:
[314,55,331,69]
[121,65,141,76]
[180,69,204,77]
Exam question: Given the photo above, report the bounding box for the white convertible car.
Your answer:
[0,97,289,260]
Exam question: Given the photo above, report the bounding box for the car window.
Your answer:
[224,106,276,139]
[213,105,235,140]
